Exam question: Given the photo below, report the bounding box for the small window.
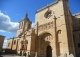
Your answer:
[14,40,16,45]
[58,30,61,34]
[19,23,21,29]
[28,24,31,29]
[21,22,24,28]
[78,43,80,48]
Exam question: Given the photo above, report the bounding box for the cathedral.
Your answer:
[6,0,80,57]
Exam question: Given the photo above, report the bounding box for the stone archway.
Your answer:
[46,45,52,57]
[39,33,53,57]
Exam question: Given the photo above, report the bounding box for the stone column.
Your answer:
[53,15,58,57]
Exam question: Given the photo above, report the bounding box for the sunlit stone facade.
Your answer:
[6,0,80,57]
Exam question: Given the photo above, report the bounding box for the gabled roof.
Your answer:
[36,0,58,13]
[36,0,68,13]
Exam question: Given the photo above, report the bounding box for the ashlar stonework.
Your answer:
[6,0,80,57]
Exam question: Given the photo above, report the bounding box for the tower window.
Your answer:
[21,22,24,28]
[14,40,16,45]
[19,23,21,29]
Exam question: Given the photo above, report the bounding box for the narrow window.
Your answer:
[14,40,16,45]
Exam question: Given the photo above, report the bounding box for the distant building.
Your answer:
[6,0,80,57]
[0,35,5,54]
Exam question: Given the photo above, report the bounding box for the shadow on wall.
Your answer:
[5,49,17,54]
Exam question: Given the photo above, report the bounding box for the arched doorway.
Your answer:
[46,45,52,57]
[39,33,53,57]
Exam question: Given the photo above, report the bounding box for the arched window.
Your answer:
[14,40,16,45]
[58,30,61,34]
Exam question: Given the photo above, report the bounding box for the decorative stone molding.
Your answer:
[38,21,53,31]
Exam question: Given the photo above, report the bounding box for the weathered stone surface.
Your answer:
[6,0,80,57]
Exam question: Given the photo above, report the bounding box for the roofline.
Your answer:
[36,0,58,13]
[73,12,80,16]
[7,36,20,40]
[0,35,5,37]
[36,0,68,13]
[7,38,14,40]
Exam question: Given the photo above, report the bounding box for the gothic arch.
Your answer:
[38,32,53,56]
[40,33,53,43]
[39,32,53,38]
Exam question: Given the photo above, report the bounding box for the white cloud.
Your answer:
[4,40,7,43]
[31,22,35,28]
[0,30,6,32]
[3,40,7,48]
[0,11,19,33]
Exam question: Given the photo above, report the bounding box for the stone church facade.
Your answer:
[6,0,80,57]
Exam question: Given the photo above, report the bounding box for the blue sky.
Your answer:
[0,0,80,48]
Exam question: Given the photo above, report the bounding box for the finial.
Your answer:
[25,13,28,18]
[24,12,30,21]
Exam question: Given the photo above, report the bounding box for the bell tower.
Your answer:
[16,13,32,37]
